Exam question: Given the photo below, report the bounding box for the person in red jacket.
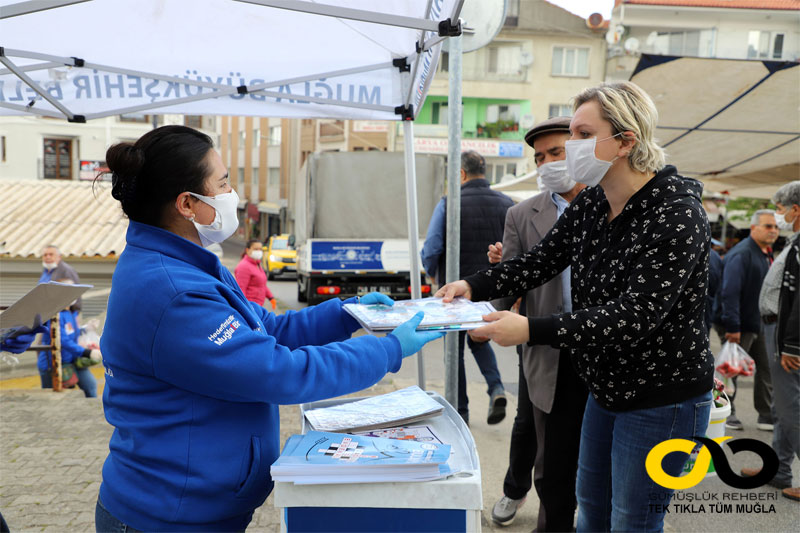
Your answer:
[235,239,276,309]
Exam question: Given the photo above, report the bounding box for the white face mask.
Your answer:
[249,249,263,261]
[776,210,797,232]
[537,160,576,193]
[565,133,623,187]
[42,261,58,270]
[188,189,240,247]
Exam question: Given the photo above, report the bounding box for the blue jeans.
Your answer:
[576,392,712,532]
[457,331,503,416]
[40,367,97,398]
[95,499,140,533]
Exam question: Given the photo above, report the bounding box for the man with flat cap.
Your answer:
[487,116,589,530]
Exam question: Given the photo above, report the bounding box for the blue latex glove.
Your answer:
[1,325,47,354]
[359,292,394,306]
[389,312,446,358]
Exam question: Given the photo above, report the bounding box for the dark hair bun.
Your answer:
[103,125,213,226]
[107,143,145,205]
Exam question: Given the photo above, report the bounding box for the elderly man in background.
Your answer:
[39,244,82,313]
[715,210,778,430]
[742,181,800,501]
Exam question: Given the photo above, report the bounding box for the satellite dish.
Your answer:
[519,50,534,66]
[443,0,506,53]
[624,37,640,52]
[586,13,604,29]
[605,23,625,45]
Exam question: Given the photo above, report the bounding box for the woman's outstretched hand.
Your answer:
[433,280,472,303]
[470,311,530,347]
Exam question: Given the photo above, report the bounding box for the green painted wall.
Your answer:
[417,97,531,140]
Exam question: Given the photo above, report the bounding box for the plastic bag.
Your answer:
[77,318,101,350]
[715,341,755,378]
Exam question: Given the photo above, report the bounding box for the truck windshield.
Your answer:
[272,238,289,250]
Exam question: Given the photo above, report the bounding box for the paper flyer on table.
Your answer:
[303,386,444,433]
[343,296,496,332]
[351,425,444,445]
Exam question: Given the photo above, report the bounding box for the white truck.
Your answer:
[294,151,445,306]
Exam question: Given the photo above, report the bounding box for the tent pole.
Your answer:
[402,119,425,390]
[443,32,462,410]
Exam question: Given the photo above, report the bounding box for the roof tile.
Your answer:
[0,180,128,259]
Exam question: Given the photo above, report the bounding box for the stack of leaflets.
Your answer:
[304,386,444,433]
[343,296,496,333]
[271,430,454,484]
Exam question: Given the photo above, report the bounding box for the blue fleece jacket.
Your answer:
[98,221,402,532]
[38,310,86,371]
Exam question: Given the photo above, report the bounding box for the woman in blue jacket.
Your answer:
[95,125,441,532]
[39,281,100,398]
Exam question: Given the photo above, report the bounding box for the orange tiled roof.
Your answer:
[615,0,799,10]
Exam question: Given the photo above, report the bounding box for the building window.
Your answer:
[548,104,572,118]
[773,34,784,59]
[748,31,785,60]
[432,102,448,125]
[505,0,519,26]
[486,104,520,124]
[43,138,72,180]
[269,125,281,145]
[440,52,449,72]
[184,115,203,129]
[269,167,279,186]
[487,44,524,77]
[552,46,589,77]
[119,113,149,123]
[1,136,5,162]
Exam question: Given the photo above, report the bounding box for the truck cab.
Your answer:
[264,234,297,280]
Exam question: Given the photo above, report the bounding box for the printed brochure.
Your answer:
[343,296,496,332]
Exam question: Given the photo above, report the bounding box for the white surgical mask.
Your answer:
[42,261,58,270]
[776,210,796,232]
[565,133,623,187]
[249,249,263,261]
[537,160,575,193]
[189,189,240,247]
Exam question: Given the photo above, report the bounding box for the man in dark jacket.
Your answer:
[715,210,778,430]
[421,150,514,425]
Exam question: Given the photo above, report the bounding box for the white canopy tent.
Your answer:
[0,0,465,388]
[629,54,800,199]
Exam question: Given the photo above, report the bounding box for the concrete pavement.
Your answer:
[2,369,799,532]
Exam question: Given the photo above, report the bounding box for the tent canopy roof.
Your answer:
[630,54,799,199]
[0,0,462,122]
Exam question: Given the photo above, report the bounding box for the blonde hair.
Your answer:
[573,81,665,174]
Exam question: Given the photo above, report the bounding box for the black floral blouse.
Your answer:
[466,166,715,411]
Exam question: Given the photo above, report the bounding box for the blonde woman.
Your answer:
[438,81,713,531]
